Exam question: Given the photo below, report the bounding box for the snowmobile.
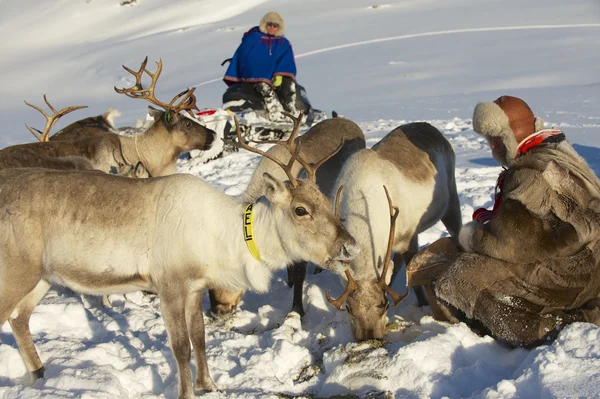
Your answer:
[191,81,327,163]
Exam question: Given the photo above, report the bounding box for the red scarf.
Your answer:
[516,129,564,158]
[472,129,565,223]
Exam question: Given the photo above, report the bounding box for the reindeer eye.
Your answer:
[185,121,192,128]
[294,207,308,216]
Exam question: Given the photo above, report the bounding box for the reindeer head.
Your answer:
[229,112,359,274]
[147,106,215,151]
[326,187,409,341]
[115,57,216,152]
[263,174,358,272]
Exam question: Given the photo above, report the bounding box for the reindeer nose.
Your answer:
[340,239,360,261]
[206,129,217,145]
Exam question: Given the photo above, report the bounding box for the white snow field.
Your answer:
[0,0,599,398]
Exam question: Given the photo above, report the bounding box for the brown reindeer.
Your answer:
[2,98,120,173]
[49,108,121,141]
[23,93,117,143]
[23,94,88,142]
[209,117,366,317]
[10,58,216,176]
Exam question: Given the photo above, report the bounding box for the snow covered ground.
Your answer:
[0,0,599,398]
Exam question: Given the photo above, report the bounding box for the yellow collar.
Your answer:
[243,203,261,261]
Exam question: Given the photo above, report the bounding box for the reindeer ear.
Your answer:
[163,110,179,127]
[263,172,291,206]
[134,161,150,178]
[147,106,162,120]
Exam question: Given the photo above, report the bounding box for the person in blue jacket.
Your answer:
[224,12,298,122]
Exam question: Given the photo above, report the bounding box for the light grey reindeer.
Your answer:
[326,122,462,341]
[209,116,366,317]
[9,58,216,177]
[0,117,358,399]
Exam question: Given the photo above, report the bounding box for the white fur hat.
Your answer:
[473,95,545,164]
[259,12,285,36]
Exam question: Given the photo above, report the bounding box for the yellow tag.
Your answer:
[243,204,261,261]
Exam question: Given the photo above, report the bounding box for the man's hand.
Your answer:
[272,75,283,87]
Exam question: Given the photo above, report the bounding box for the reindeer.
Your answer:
[325,122,462,341]
[0,152,96,171]
[49,108,121,141]
[209,117,366,317]
[12,58,216,176]
[23,93,117,143]
[0,115,358,398]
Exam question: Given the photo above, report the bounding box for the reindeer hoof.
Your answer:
[31,366,45,380]
[289,306,305,318]
[194,379,217,392]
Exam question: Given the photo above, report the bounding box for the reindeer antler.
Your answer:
[334,185,344,219]
[24,94,87,142]
[114,57,199,116]
[234,111,344,187]
[378,186,410,306]
[228,116,304,186]
[278,111,345,182]
[326,269,358,310]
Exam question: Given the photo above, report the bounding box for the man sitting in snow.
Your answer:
[407,95,600,347]
[223,11,298,123]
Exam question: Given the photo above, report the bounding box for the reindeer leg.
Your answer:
[8,280,51,380]
[185,289,217,392]
[287,261,306,317]
[159,291,195,399]
[441,186,462,239]
[208,288,242,317]
[286,264,294,287]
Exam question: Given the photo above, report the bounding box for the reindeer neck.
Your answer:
[247,199,293,270]
[338,158,411,279]
[120,129,179,176]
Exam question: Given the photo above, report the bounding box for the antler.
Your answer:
[334,184,344,219]
[279,111,345,182]
[228,110,347,188]
[228,116,303,186]
[378,186,410,306]
[114,57,199,116]
[24,94,87,142]
[326,269,358,310]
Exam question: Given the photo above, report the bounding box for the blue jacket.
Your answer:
[224,27,296,87]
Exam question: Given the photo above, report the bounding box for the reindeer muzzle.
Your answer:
[335,239,360,263]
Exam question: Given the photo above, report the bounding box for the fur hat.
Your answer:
[259,12,285,36]
[473,95,545,165]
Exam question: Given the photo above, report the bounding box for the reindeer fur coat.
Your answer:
[431,137,600,347]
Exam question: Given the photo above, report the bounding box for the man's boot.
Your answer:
[255,82,287,123]
[277,77,299,118]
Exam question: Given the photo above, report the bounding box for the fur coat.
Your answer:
[432,137,600,346]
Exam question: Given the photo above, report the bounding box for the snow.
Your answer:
[1,0,600,398]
